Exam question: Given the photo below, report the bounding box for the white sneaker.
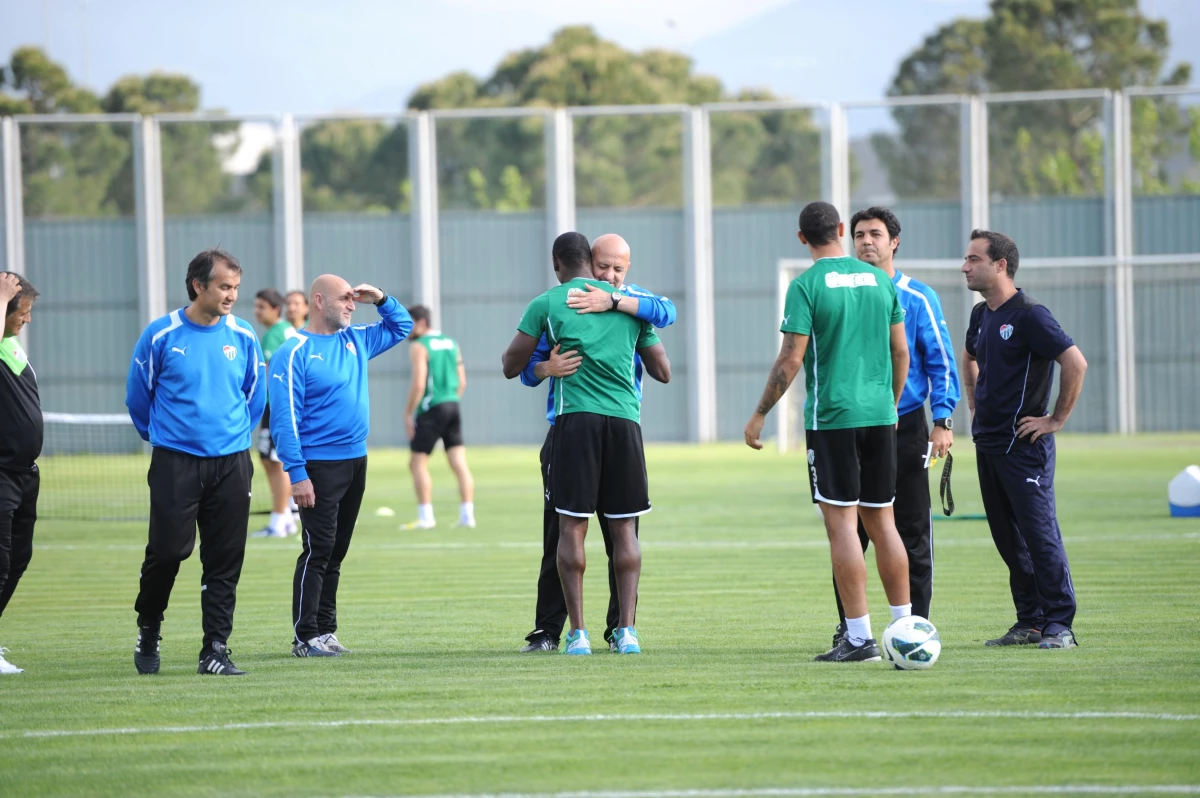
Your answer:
[251,525,289,538]
[455,518,476,528]
[400,519,436,530]
[318,633,352,653]
[0,647,24,674]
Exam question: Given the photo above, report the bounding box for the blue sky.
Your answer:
[3,0,1194,116]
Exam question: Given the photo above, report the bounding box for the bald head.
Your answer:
[309,273,356,332]
[591,233,631,289]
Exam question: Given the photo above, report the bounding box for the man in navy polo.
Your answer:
[961,230,1088,649]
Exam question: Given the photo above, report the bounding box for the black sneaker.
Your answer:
[1038,629,1078,649]
[831,622,847,650]
[985,623,1043,646]
[197,642,247,675]
[520,631,559,653]
[814,637,882,662]
[135,625,161,675]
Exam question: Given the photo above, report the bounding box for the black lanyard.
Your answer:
[939,451,955,516]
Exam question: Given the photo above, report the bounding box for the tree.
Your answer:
[877,0,1196,199]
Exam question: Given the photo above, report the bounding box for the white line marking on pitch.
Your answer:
[345,787,1200,798]
[4,710,1196,741]
[347,787,1200,798]
[31,532,1200,553]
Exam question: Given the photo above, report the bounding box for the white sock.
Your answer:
[460,501,474,521]
[846,614,872,646]
[890,603,913,621]
[269,512,287,533]
[418,503,434,524]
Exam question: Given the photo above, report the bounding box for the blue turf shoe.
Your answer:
[563,629,592,655]
[613,626,641,654]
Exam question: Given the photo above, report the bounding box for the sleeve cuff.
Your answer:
[287,464,309,483]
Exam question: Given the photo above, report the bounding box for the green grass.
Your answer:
[2,436,1200,797]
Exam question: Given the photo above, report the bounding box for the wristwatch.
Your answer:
[374,292,388,307]
[610,291,625,310]
[933,417,953,431]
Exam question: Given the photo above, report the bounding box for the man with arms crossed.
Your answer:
[0,272,41,674]
[503,232,670,655]
[400,305,475,530]
[744,201,912,662]
[127,249,266,676]
[827,207,960,644]
[518,233,676,653]
[961,230,1087,649]
[269,276,412,657]
[253,288,298,538]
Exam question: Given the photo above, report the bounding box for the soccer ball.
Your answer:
[882,615,941,670]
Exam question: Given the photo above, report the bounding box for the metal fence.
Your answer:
[2,86,1197,446]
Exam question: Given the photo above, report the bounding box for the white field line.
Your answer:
[343,787,1200,798]
[3,709,1197,741]
[31,532,1200,553]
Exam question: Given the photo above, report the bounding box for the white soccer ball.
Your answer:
[882,615,941,670]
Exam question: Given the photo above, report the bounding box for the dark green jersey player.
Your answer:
[402,306,475,531]
[744,202,913,664]
[503,232,671,656]
[253,288,297,538]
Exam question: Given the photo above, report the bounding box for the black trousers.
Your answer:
[0,465,39,620]
[833,408,935,621]
[293,457,367,643]
[530,426,636,644]
[976,436,1076,634]
[135,448,252,652]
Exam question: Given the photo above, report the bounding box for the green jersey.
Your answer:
[781,256,905,430]
[518,278,660,423]
[261,320,292,362]
[416,331,461,415]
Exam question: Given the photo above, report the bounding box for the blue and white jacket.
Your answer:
[893,271,960,420]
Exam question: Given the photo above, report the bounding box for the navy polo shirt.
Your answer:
[965,290,1075,454]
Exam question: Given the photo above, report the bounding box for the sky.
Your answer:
[4,0,1193,117]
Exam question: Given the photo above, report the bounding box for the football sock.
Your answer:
[460,501,474,523]
[417,503,434,524]
[269,512,288,533]
[846,615,872,646]
[890,603,912,621]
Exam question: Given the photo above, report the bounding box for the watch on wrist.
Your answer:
[610,291,624,310]
[933,417,953,431]
[374,292,388,307]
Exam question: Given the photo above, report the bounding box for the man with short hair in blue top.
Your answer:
[126,249,266,676]
[518,233,676,653]
[825,207,961,646]
[268,274,412,658]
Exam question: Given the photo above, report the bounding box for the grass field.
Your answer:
[2,436,1199,797]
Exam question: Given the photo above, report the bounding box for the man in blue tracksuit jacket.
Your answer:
[268,275,412,658]
[126,249,266,677]
[828,208,961,640]
[518,233,676,653]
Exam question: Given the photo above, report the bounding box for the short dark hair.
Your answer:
[970,229,1020,277]
[409,304,431,325]
[552,231,591,272]
[255,288,284,309]
[798,201,841,247]
[849,206,902,253]
[185,248,242,301]
[286,290,308,305]
[2,272,39,317]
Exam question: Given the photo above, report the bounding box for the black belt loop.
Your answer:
[939,451,955,516]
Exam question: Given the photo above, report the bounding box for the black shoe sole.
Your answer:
[134,655,160,675]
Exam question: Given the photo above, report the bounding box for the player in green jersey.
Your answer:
[401,306,475,530]
[502,232,671,655]
[744,201,913,663]
[253,289,298,538]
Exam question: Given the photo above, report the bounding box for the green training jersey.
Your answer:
[261,320,292,362]
[416,331,461,415]
[781,256,905,430]
[517,278,660,424]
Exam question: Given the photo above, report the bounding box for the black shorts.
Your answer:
[411,402,464,455]
[551,412,650,519]
[256,405,280,462]
[805,425,897,507]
